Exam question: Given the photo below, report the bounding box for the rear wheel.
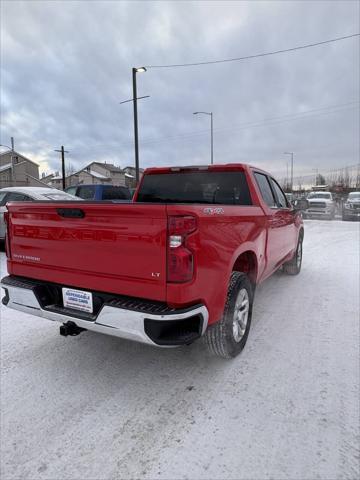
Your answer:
[205,272,253,359]
[283,233,303,275]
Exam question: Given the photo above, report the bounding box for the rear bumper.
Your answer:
[1,275,208,347]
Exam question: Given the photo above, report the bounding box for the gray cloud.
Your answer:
[0,0,359,181]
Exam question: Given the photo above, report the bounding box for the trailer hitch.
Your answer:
[60,321,87,337]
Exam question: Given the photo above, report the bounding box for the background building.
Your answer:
[42,162,144,189]
[0,150,42,188]
[123,166,144,188]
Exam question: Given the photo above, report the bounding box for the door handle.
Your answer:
[57,208,85,218]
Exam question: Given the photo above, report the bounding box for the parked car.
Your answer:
[1,164,304,358]
[342,191,360,221]
[0,186,79,241]
[65,184,131,201]
[305,191,336,220]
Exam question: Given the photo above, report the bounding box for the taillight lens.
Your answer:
[4,211,11,258]
[167,215,197,283]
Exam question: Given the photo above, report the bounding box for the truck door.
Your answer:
[268,177,297,259]
[253,172,288,276]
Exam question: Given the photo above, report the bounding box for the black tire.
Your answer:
[205,272,253,359]
[342,213,349,221]
[283,232,303,275]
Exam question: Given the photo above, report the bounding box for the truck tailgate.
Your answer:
[6,202,168,301]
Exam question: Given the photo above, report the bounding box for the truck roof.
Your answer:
[144,163,268,175]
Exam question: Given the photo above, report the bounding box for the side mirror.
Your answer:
[292,198,308,211]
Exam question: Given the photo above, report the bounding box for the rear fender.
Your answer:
[229,243,260,284]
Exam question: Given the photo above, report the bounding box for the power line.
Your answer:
[56,101,359,157]
[139,102,360,146]
[69,100,359,152]
[145,33,360,69]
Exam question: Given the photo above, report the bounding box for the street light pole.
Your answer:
[131,67,147,185]
[193,111,214,165]
[210,112,213,165]
[286,162,289,190]
[284,152,294,193]
[313,168,318,186]
[132,68,140,185]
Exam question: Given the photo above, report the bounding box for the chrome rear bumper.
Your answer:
[1,276,208,346]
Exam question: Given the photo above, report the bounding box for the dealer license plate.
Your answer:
[62,287,93,313]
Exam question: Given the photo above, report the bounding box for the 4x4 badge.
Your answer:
[203,207,224,215]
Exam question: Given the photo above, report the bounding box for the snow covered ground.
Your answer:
[1,220,359,480]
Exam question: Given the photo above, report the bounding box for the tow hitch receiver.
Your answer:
[60,321,87,337]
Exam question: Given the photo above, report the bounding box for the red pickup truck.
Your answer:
[1,164,305,358]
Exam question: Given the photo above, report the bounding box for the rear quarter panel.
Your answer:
[166,204,266,325]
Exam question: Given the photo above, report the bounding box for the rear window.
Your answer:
[349,192,360,200]
[102,186,131,200]
[136,171,252,205]
[6,193,31,202]
[308,193,331,200]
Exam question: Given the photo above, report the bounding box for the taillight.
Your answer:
[4,211,11,258]
[167,215,197,283]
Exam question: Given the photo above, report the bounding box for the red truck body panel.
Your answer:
[4,163,303,327]
[6,204,168,301]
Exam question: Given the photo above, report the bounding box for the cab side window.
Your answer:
[269,178,288,208]
[77,186,95,200]
[6,193,31,202]
[254,173,276,207]
[65,186,77,196]
[0,192,8,206]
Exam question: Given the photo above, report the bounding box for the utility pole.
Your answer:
[54,146,69,190]
[10,137,15,185]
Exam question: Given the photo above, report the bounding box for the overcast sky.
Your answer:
[0,0,359,181]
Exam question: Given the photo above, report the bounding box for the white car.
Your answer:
[342,192,360,221]
[0,187,80,240]
[305,191,336,220]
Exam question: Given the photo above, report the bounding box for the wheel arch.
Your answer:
[231,249,258,287]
